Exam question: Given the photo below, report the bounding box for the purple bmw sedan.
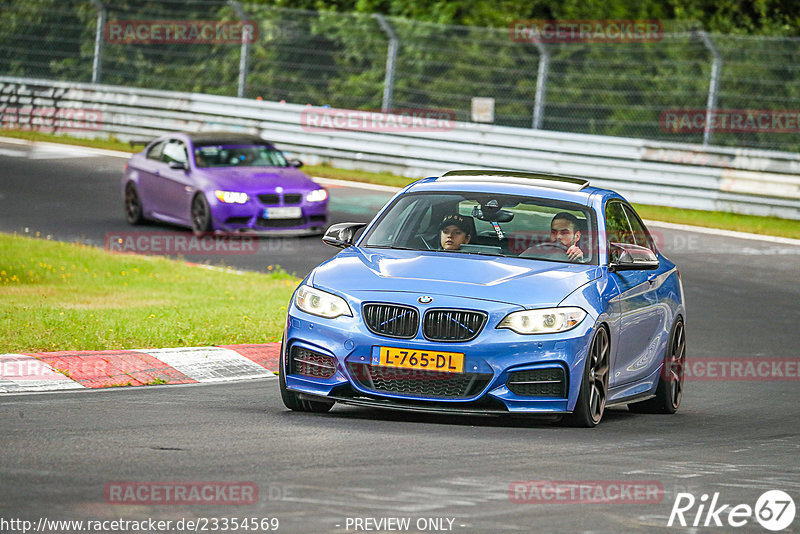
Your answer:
[122,131,328,235]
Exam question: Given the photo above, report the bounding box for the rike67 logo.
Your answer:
[668,490,795,531]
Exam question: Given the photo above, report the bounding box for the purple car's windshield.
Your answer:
[362,192,598,265]
[193,144,289,168]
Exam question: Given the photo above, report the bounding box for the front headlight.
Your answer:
[306,188,328,202]
[294,285,352,318]
[497,307,587,335]
[214,190,249,204]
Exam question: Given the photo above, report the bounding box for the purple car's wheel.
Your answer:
[629,318,685,414]
[563,326,609,427]
[191,194,213,235]
[124,182,145,225]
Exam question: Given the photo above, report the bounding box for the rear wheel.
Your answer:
[562,326,609,427]
[279,341,335,413]
[629,318,685,414]
[191,194,213,235]
[124,182,145,225]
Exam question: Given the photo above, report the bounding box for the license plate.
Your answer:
[373,346,464,373]
[264,206,301,219]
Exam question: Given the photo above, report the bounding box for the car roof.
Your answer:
[178,131,272,145]
[405,170,619,207]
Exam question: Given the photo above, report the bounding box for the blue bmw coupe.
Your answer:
[280,170,686,427]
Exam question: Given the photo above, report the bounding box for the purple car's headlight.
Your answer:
[306,189,328,202]
[215,190,249,204]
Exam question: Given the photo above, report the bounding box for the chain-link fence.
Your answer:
[1,0,799,152]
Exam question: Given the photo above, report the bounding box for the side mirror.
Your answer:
[169,160,188,171]
[288,158,304,168]
[322,222,367,248]
[609,242,659,271]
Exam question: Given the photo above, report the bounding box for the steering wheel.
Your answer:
[418,235,434,250]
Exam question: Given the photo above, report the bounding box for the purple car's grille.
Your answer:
[363,303,419,339]
[283,193,302,204]
[347,363,492,399]
[257,194,280,205]
[255,217,305,228]
[422,309,487,342]
[506,368,567,398]
[291,346,337,379]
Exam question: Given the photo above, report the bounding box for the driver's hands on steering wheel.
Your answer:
[565,244,584,262]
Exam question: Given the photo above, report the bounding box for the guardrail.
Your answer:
[2,76,799,219]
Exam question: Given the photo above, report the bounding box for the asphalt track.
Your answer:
[1,139,799,533]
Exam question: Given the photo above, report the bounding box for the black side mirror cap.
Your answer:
[288,158,304,168]
[169,160,188,170]
[609,242,659,271]
[322,222,367,248]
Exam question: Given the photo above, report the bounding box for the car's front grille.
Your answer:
[291,346,337,379]
[506,368,567,397]
[423,309,487,342]
[347,363,491,399]
[257,194,280,205]
[224,216,251,225]
[309,214,326,224]
[255,217,305,228]
[363,303,419,339]
[283,193,302,204]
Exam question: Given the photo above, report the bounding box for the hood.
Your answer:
[311,247,602,308]
[196,166,317,192]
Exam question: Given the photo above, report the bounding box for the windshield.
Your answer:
[193,144,289,168]
[362,192,598,265]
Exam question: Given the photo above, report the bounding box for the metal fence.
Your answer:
[1,0,799,153]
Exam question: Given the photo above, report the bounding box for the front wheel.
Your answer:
[191,194,213,235]
[562,326,609,427]
[279,342,335,413]
[124,182,146,225]
[628,318,685,414]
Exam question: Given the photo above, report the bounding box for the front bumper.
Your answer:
[283,294,597,414]
[209,195,328,233]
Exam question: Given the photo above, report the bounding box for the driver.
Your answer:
[522,212,584,262]
[439,214,472,251]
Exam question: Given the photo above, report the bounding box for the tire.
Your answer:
[628,318,686,414]
[124,182,146,225]
[191,193,213,235]
[562,326,610,427]
[279,340,335,413]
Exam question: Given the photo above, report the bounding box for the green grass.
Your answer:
[3,129,799,239]
[0,233,299,353]
[633,204,800,239]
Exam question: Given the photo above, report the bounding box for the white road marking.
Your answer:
[144,346,275,382]
[0,148,27,157]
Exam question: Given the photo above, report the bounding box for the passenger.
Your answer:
[439,214,473,251]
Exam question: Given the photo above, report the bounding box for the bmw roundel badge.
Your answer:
[418,296,433,304]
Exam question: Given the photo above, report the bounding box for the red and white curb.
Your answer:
[0,343,280,394]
